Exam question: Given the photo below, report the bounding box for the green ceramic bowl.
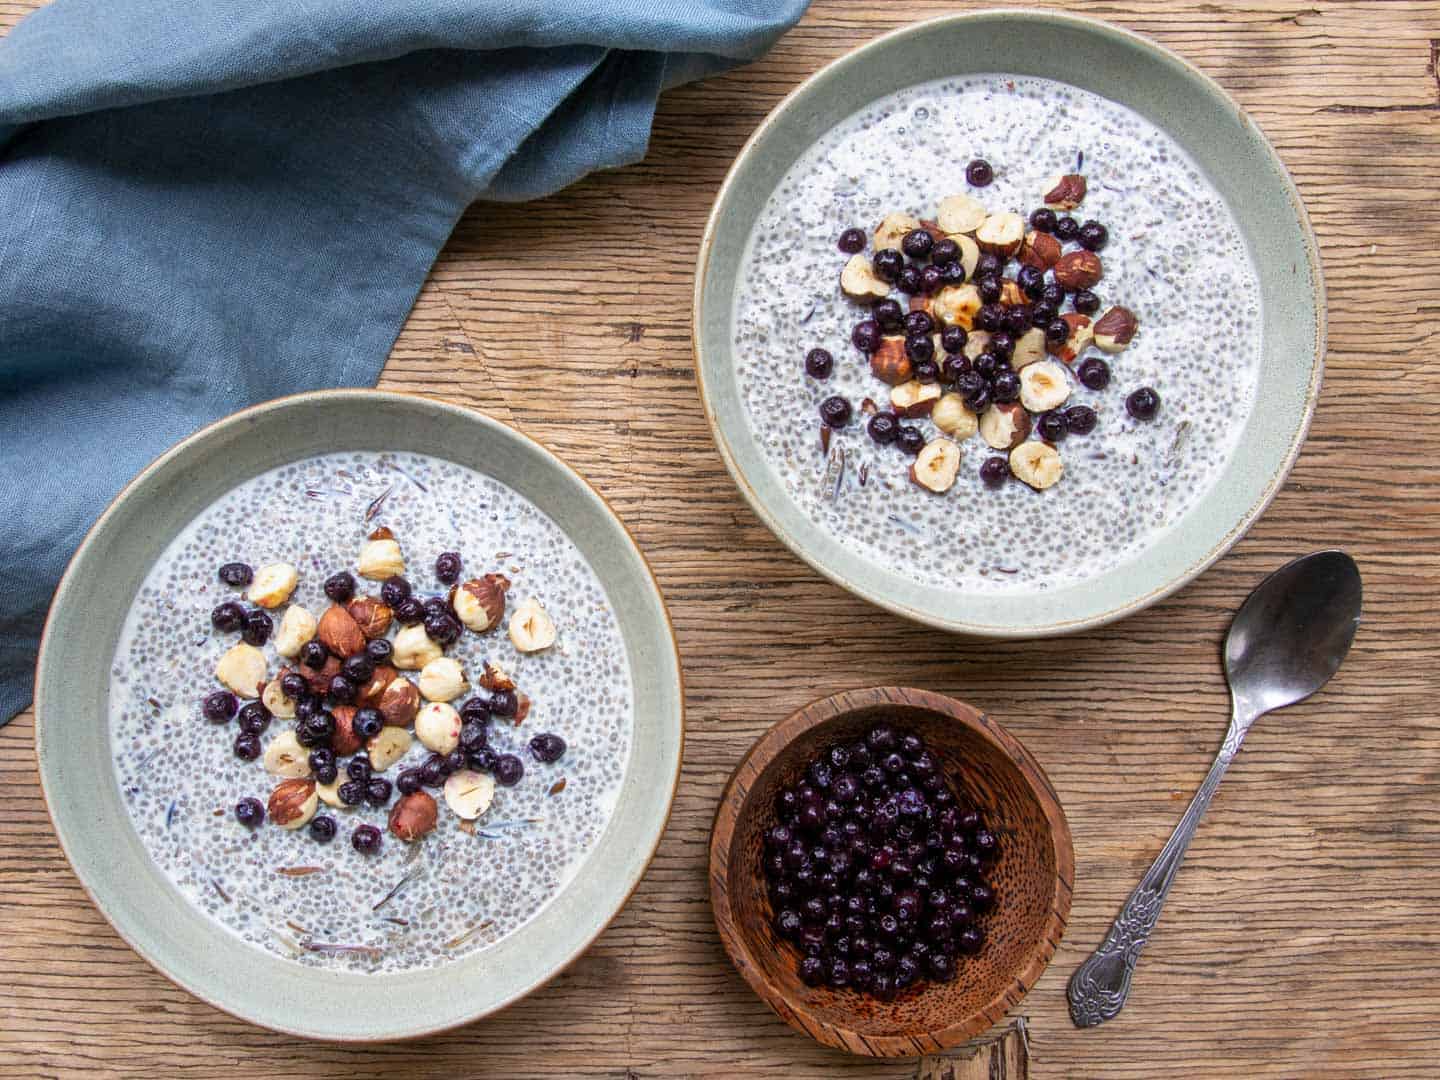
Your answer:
[694,10,1324,636]
[34,390,683,1040]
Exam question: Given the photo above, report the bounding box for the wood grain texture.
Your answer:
[917,1020,1029,1080]
[3,1,1439,1076]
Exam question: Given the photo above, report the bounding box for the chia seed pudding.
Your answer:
[732,74,1262,591]
[108,452,634,972]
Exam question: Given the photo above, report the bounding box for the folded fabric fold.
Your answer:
[0,0,808,723]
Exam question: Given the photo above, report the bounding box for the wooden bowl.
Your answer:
[709,687,1074,1056]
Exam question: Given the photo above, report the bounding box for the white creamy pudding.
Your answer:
[108,452,633,972]
[733,74,1262,592]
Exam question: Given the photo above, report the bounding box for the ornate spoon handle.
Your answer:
[1067,732,1244,1027]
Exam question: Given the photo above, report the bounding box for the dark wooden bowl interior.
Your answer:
[710,687,1073,1056]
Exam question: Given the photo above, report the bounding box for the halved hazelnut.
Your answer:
[317,604,365,659]
[975,212,1025,257]
[954,233,981,279]
[873,212,922,252]
[890,379,942,418]
[1019,360,1071,413]
[246,563,298,609]
[1018,230,1061,270]
[509,597,557,653]
[388,791,438,842]
[1012,327,1047,369]
[378,677,421,728]
[870,337,912,386]
[1093,306,1139,353]
[1053,250,1103,290]
[1000,279,1025,306]
[215,643,267,698]
[935,193,987,235]
[979,403,1032,450]
[1010,441,1064,490]
[1047,313,1094,364]
[1043,173,1087,210]
[273,604,317,659]
[366,726,413,772]
[443,769,496,821]
[962,330,993,361]
[930,284,981,330]
[346,595,392,639]
[478,662,516,693]
[262,674,297,719]
[268,778,318,830]
[909,438,962,494]
[263,730,311,778]
[931,393,978,440]
[840,254,891,301]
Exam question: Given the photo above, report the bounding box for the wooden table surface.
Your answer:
[4,1,1438,1076]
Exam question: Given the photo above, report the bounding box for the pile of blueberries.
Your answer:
[763,723,999,1000]
[806,158,1159,489]
[203,555,565,853]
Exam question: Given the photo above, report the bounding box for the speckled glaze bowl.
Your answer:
[34,390,683,1040]
[693,10,1325,636]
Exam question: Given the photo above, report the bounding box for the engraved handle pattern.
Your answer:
[1068,724,1247,1028]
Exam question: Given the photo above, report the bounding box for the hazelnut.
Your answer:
[1018,230,1061,270]
[357,663,398,708]
[513,691,532,723]
[931,393,978,440]
[388,791,438,842]
[1019,360,1072,414]
[909,438,962,494]
[378,677,421,728]
[215,642,267,698]
[263,731,311,778]
[415,702,462,754]
[1010,441,1064,490]
[1012,327,1047,369]
[930,284,981,330]
[935,193,987,236]
[873,211,921,252]
[346,595,393,639]
[268,778,318,830]
[962,330,992,361]
[317,604,365,658]
[869,337,913,386]
[392,623,442,670]
[261,674,297,719]
[1047,313,1094,365]
[979,403,1033,450]
[954,233,981,280]
[443,769,496,821]
[273,604,317,659]
[1000,279,1025,306]
[890,379,942,418]
[974,212,1024,257]
[478,662,515,692]
[1053,250,1103,290]
[298,654,341,696]
[1093,305,1139,353]
[246,562,299,609]
[358,531,405,580]
[330,705,363,756]
[1043,173,1087,210]
[451,574,510,633]
[417,656,470,702]
[316,776,346,809]
[366,726,413,772]
[509,597,557,653]
[839,254,890,301]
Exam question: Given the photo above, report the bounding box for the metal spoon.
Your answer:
[1067,550,1362,1027]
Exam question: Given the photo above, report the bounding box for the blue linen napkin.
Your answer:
[0,0,808,724]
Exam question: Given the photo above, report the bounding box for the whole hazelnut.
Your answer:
[268,778,318,830]
[299,654,341,696]
[388,791,438,842]
[378,677,421,727]
[1052,250,1103,291]
[357,663,398,708]
[346,595,393,639]
[317,604,365,658]
[330,705,363,756]
[450,574,511,634]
